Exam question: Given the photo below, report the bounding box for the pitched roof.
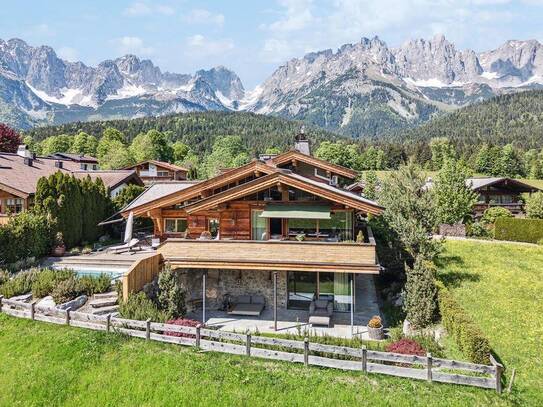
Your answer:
[124,160,189,172]
[123,181,201,212]
[47,153,99,163]
[269,150,358,179]
[466,177,539,192]
[183,170,383,215]
[0,152,142,196]
[121,160,278,216]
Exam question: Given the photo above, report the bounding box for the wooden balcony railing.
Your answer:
[158,228,379,274]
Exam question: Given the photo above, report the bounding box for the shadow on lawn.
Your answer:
[435,255,481,288]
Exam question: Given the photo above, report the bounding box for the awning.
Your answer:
[260,204,331,219]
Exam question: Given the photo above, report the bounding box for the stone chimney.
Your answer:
[294,126,310,155]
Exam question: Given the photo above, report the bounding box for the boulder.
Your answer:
[36,296,56,310]
[9,293,33,303]
[57,295,88,311]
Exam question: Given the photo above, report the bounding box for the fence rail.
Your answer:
[0,296,503,393]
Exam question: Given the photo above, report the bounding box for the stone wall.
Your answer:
[174,268,288,311]
[439,223,466,237]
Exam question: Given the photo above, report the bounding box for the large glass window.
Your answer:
[164,218,187,233]
[251,210,267,240]
[319,211,353,241]
[287,271,353,311]
[287,218,317,237]
[5,198,23,214]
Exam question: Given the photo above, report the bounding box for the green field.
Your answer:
[1,240,541,406]
[437,240,543,406]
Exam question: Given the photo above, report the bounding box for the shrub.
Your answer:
[385,338,426,356]
[0,269,35,298]
[69,247,81,255]
[157,267,186,318]
[403,256,438,328]
[494,217,543,243]
[164,318,200,338]
[436,281,490,364]
[0,212,55,266]
[0,269,10,286]
[525,191,543,219]
[31,269,74,299]
[367,315,382,328]
[78,274,112,296]
[119,292,171,322]
[51,277,83,304]
[481,207,512,225]
[466,221,491,238]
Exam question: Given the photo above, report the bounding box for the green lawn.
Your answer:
[1,239,540,406]
[437,240,543,406]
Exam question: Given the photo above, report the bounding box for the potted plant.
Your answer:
[52,232,66,257]
[367,315,384,340]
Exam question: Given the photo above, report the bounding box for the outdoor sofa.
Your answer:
[308,299,333,327]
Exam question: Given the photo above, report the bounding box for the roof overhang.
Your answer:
[184,172,383,215]
[0,182,30,198]
[270,150,358,179]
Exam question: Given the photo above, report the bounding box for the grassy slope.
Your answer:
[438,240,543,405]
[0,314,505,407]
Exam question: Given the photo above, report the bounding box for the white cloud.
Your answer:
[185,34,234,57]
[262,0,315,32]
[112,36,154,56]
[58,46,79,61]
[27,23,55,38]
[183,9,225,27]
[123,2,176,17]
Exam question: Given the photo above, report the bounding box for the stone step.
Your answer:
[90,305,119,315]
[93,292,118,300]
[90,298,118,308]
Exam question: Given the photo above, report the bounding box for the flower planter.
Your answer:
[367,325,384,340]
[52,245,66,257]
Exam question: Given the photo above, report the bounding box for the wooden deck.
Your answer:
[158,236,379,274]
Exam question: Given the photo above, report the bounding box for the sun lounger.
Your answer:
[228,295,265,316]
[107,238,141,254]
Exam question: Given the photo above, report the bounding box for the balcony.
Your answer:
[158,228,379,274]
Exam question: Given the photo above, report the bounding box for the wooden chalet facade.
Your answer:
[122,140,383,313]
[124,160,188,184]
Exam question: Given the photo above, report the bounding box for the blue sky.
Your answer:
[1,1,543,88]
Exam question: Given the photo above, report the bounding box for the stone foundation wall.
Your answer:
[174,268,288,311]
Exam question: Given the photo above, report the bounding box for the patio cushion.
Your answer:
[314,299,329,309]
[251,295,265,305]
[228,303,264,316]
[236,295,251,304]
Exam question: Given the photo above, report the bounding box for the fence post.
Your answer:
[361,346,367,373]
[106,314,111,333]
[196,324,201,348]
[0,295,3,313]
[65,309,71,325]
[426,353,433,382]
[304,337,309,367]
[490,355,504,394]
[246,333,251,357]
[30,301,35,320]
[145,319,151,341]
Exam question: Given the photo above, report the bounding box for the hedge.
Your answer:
[436,281,491,364]
[494,217,543,243]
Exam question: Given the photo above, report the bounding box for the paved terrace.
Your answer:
[188,274,382,340]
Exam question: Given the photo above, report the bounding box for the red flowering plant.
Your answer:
[164,318,201,338]
[385,338,426,356]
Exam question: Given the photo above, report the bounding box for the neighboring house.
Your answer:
[0,146,143,223]
[124,160,188,184]
[46,153,100,171]
[468,177,540,217]
[120,135,383,314]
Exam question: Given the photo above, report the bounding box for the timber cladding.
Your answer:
[158,239,378,273]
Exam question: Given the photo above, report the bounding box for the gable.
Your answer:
[270,151,358,179]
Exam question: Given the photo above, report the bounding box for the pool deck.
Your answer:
[43,249,157,272]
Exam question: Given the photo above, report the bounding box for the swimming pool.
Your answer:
[51,266,127,281]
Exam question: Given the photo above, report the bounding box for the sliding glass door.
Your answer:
[287,271,353,312]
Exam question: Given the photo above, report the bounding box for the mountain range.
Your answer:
[2,35,543,135]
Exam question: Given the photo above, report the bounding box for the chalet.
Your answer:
[468,177,540,217]
[124,160,188,184]
[46,153,100,171]
[0,146,143,223]
[120,135,383,316]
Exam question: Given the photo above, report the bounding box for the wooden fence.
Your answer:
[0,296,503,393]
[122,253,162,301]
